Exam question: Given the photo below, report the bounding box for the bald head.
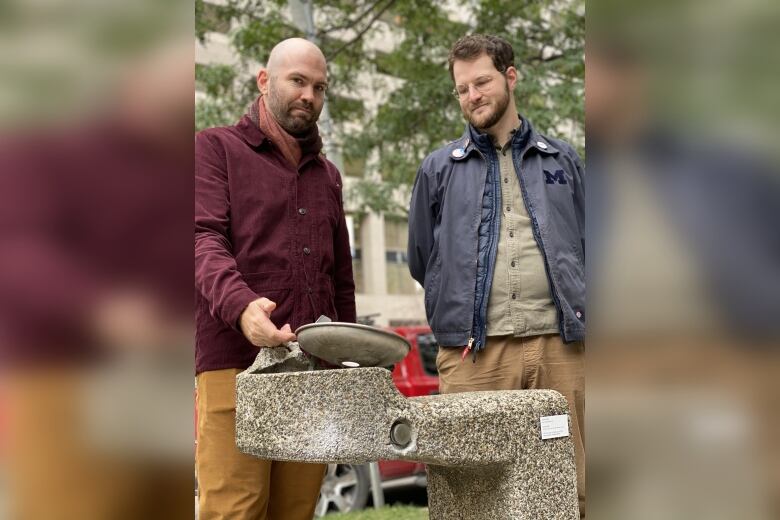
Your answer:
[266,38,326,76]
[256,38,329,135]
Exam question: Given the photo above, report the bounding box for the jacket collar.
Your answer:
[449,115,559,161]
[236,114,269,148]
[525,118,560,155]
[235,114,325,167]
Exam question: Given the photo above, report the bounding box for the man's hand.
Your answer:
[239,297,296,347]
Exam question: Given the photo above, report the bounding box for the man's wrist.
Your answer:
[223,288,260,332]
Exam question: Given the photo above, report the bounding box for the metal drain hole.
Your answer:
[389,419,413,448]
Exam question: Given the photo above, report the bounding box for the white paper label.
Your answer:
[540,414,570,440]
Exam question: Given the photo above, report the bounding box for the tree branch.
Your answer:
[317,0,385,36]
[326,0,397,61]
[531,52,566,63]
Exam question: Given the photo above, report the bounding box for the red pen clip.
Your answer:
[461,337,475,362]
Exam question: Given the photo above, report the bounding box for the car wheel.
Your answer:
[314,463,370,517]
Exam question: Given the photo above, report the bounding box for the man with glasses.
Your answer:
[407,34,585,518]
[195,38,356,519]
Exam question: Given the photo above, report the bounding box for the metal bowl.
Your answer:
[295,322,410,367]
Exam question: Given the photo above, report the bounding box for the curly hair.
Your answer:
[447,34,515,81]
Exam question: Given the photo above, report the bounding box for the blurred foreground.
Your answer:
[0,0,778,518]
[0,0,195,518]
[588,0,780,518]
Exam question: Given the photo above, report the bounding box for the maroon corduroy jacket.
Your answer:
[195,115,356,374]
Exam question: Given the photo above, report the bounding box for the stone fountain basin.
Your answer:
[236,367,572,467]
[235,365,580,519]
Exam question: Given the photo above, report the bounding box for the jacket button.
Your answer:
[576,311,583,319]
[303,247,311,255]
[298,208,307,215]
[511,293,517,300]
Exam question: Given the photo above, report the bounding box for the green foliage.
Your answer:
[195,64,254,130]
[329,94,366,125]
[195,63,236,97]
[233,12,302,63]
[195,0,584,208]
[196,0,236,42]
[195,97,237,132]
[328,504,428,519]
[345,179,406,216]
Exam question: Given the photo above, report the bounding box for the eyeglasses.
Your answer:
[452,73,504,99]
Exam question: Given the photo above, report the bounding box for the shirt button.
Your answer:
[509,231,514,238]
[511,293,517,300]
[303,247,311,255]
[506,206,511,212]
[504,178,508,183]
[298,208,307,215]
[510,260,516,267]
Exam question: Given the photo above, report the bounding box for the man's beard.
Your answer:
[267,87,320,136]
[466,80,511,131]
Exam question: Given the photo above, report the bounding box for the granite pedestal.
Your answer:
[235,345,579,519]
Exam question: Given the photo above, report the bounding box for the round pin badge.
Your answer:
[452,148,465,158]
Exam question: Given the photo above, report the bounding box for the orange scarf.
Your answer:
[250,95,302,168]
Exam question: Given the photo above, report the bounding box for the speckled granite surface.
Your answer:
[236,366,578,519]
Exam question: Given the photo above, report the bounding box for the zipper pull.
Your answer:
[461,337,474,361]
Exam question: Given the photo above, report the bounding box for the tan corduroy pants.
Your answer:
[196,368,326,520]
[437,334,585,519]
[4,369,191,520]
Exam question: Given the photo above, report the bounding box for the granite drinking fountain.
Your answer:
[235,322,579,519]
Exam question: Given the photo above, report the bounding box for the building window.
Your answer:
[385,251,408,263]
[349,216,364,294]
[385,217,415,295]
[343,153,366,178]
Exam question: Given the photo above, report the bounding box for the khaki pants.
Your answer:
[4,369,191,520]
[437,334,585,519]
[196,368,326,520]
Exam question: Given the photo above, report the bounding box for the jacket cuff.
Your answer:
[336,303,357,324]
[220,286,259,332]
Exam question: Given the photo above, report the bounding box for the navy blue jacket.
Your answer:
[408,117,585,352]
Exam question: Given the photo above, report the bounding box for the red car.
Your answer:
[314,325,439,516]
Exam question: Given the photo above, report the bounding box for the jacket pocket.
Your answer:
[242,270,294,291]
[571,241,584,266]
[313,272,337,321]
[423,255,441,319]
[557,246,585,320]
[242,271,294,327]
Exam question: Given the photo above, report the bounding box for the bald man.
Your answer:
[195,38,356,519]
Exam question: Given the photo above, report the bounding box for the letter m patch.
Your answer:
[544,169,568,185]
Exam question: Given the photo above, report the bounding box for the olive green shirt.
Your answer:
[485,130,559,337]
